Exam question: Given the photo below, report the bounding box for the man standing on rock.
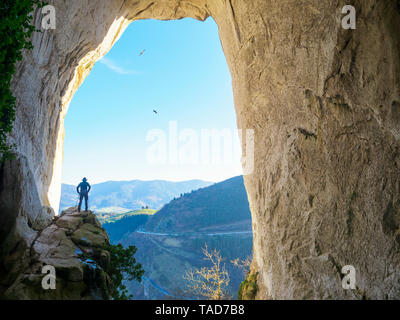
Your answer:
[77,177,91,212]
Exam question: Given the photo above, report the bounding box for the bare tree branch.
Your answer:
[183,243,231,300]
[231,256,252,276]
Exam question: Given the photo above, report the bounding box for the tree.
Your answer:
[108,244,144,300]
[183,244,231,300]
[0,0,46,161]
[231,256,252,276]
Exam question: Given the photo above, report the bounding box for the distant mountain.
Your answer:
[106,175,253,299]
[59,179,213,213]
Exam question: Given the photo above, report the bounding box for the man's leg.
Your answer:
[78,194,83,212]
[84,194,88,211]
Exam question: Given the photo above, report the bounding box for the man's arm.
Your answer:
[76,184,80,194]
[87,183,91,193]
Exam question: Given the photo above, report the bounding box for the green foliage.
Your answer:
[0,0,45,161]
[238,272,258,300]
[108,243,144,300]
[97,208,156,224]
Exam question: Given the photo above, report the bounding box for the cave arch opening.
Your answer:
[3,0,400,300]
[60,17,253,299]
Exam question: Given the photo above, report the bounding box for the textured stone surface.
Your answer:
[1,0,400,299]
[1,208,112,299]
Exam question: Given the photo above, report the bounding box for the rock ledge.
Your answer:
[2,208,113,300]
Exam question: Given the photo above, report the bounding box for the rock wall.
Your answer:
[1,0,400,299]
[2,208,113,299]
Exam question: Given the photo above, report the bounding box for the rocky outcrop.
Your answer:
[2,0,400,299]
[1,208,113,299]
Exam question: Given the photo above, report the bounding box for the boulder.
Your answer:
[2,209,113,299]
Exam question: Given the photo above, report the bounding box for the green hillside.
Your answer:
[103,210,156,243]
[145,176,251,233]
[123,232,252,299]
[98,208,156,225]
[104,175,253,299]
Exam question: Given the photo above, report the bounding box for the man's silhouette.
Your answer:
[77,177,91,212]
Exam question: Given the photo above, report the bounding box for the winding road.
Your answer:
[135,230,253,237]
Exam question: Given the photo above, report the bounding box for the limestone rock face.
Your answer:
[1,208,113,300]
[1,0,400,299]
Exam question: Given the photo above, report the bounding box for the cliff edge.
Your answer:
[1,208,113,299]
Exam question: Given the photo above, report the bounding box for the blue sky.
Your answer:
[62,18,242,185]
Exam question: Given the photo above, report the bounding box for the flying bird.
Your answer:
[139,49,145,56]
[153,109,158,114]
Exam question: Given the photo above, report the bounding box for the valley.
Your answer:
[96,176,253,299]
